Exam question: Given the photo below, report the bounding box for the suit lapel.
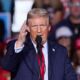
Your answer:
[48,42,56,80]
[23,38,40,77]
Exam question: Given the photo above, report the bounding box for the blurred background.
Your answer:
[0,0,80,80]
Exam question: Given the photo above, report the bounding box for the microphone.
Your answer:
[35,35,43,80]
[35,35,42,57]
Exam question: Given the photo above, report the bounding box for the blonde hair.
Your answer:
[27,8,49,24]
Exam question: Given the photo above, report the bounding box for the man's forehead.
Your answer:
[28,17,49,22]
[28,18,49,26]
[29,16,49,19]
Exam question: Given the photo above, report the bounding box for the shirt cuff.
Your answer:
[14,43,24,53]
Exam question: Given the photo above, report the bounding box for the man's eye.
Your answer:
[40,24,45,26]
[32,25,37,27]
[40,25,47,27]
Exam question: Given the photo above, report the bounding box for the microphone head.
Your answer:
[35,35,42,46]
[35,35,42,57]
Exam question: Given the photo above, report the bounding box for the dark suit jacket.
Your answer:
[1,37,77,80]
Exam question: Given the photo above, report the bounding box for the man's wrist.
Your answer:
[14,41,24,53]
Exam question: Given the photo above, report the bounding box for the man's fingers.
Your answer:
[19,21,29,39]
[20,21,27,33]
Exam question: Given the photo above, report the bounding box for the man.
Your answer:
[50,0,80,41]
[1,8,77,80]
[68,0,80,35]
[55,26,73,57]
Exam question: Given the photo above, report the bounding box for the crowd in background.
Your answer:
[0,0,80,80]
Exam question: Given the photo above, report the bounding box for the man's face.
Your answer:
[43,0,50,5]
[52,11,63,25]
[58,37,71,48]
[69,0,80,19]
[28,17,51,44]
[76,49,80,59]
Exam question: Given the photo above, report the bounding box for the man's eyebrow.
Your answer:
[31,25,38,27]
[31,24,47,26]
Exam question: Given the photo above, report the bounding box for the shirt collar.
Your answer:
[31,39,48,53]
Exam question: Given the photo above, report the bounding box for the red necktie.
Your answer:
[37,48,45,80]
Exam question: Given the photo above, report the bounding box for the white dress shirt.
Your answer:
[14,41,48,80]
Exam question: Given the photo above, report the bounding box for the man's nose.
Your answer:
[37,26,41,33]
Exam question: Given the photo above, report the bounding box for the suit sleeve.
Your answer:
[64,49,77,80]
[1,40,26,72]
